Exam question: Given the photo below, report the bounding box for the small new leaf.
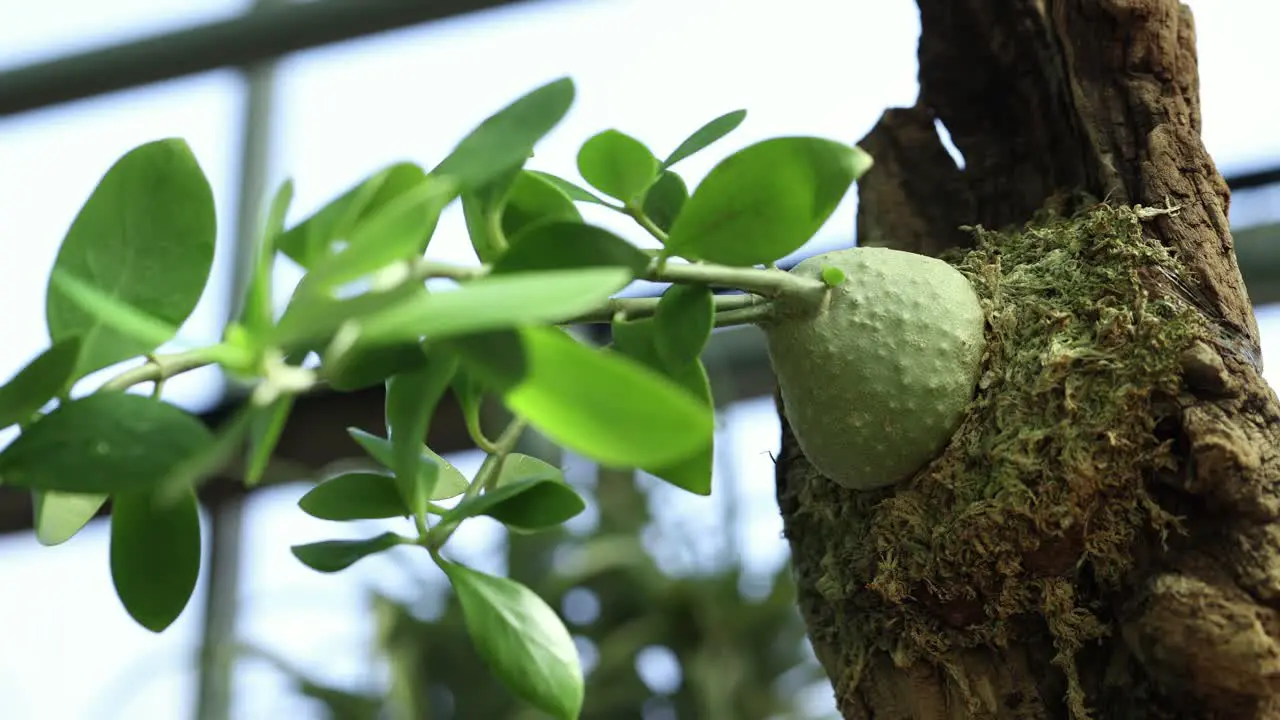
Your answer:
[494,222,651,276]
[386,354,459,516]
[641,171,688,234]
[654,284,714,369]
[347,428,469,500]
[298,472,408,521]
[443,454,582,532]
[291,532,408,573]
[576,130,659,204]
[442,562,584,719]
[662,109,747,169]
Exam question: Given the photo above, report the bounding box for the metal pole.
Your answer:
[0,0,541,117]
[193,3,280,715]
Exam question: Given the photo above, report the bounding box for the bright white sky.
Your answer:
[0,1,1277,718]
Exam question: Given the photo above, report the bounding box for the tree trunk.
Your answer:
[775,2,1280,718]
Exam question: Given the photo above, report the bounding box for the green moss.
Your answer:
[815,202,1204,717]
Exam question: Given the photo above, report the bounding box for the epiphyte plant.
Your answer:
[0,76,988,718]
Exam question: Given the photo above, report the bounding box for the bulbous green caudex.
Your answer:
[763,247,986,491]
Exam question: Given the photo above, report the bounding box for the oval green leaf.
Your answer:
[446,326,712,469]
[245,394,293,487]
[641,170,688,233]
[527,171,608,205]
[654,283,714,368]
[0,337,81,431]
[576,130,659,204]
[46,139,216,379]
[446,453,579,531]
[611,317,715,495]
[323,342,429,391]
[501,171,582,239]
[354,268,631,346]
[347,427,468,500]
[33,490,107,546]
[239,179,293,339]
[0,393,215,495]
[666,138,871,266]
[661,109,747,169]
[445,476,584,533]
[291,532,408,573]
[386,354,459,515]
[110,490,202,632]
[494,222,651,276]
[307,176,457,289]
[442,562,583,719]
[278,162,426,269]
[433,78,575,192]
[298,472,408,521]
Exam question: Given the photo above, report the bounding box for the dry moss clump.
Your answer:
[807,203,1206,717]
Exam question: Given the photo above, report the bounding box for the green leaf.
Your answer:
[666,138,872,266]
[611,317,714,495]
[323,343,429,391]
[0,393,214,494]
[298,472,408,521]
[821,264,847,287]
[245,394,293,487]
[49,270,180,351]
[441,562,583,719]
[307,176,457,289]
[444,458,583,532]
[433,78,576,192]
[110,490,202,632]
[354,268,631,346]
[654,284,714,368]
[461,165,524,265]
[46,139,216,379]
[501,171,582,240]
[661,109,747,169]
[347,428,468,500]
[278,162,426,269]
[33,490,106,546]
[291,532,408,573]
[385,354,459,516]
[641,170,688,234]
[576,130,659,204]
[240,179,293,339]
[494,222,651,276]
[451,369,487,446]
[0,338,81,430]
[275,279,426,351]
[527,171,608,205]
[446,326,712,469]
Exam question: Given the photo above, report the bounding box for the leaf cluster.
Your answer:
[0,77,871,717]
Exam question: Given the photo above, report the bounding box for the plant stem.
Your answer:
[570,292,768,324]
[714,304,776,327]
[625,204,669,245]
[426,417,528,550]
[646,261,827,303]
[100,347,221,392]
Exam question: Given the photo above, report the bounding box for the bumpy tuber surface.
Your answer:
[761,247,985,490]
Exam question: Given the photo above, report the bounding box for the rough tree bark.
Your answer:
[776,2,1280,718]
